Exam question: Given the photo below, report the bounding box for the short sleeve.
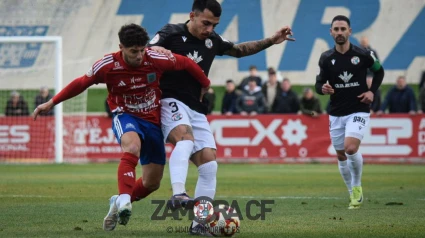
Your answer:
[215,34,234,56]
[147,24,172,47]
[366,50,382,72]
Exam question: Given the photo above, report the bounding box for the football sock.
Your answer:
[116,194,131,209]
[346,151,363,187]
[131,177,153,202]
[117,152,139,206]
[191,221,199,228]
[338,160,352,195]
[194,161,218,199]
[169,140,194,195]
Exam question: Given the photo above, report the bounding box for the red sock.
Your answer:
[117,152,139,195]
[131,177,153,202]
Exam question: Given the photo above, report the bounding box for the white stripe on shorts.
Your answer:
[113,115,123,138]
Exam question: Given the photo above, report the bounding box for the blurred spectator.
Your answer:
[377,76,417,115]
[235,78,266,115]
[300,88,322,117]
[203,87,216,114]
[366,75,381,114]
[34,86,53,116]
[237,65,262,91]
[271,78,300,114]
[419,71,425,93]
[5,91,29,116]
[419,83,425,114]
[105,98,113,118]
[261,67,281,112]
[360,36,380,76]
[221,79,238,115]
[360,36,380,60]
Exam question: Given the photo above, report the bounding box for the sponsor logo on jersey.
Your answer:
[171,112,183,121]
[113,61,124,70]
[147,73,156,83]
[187,51,203,64]
[149,34,160,44]
[130,77,142,84]
[131,84,146,89]
[351,56,360,65]
[338,71,353,83]
[118,81,126,87]
[182,36,187,42]
[205,38,213,49]
[331,59,335,65]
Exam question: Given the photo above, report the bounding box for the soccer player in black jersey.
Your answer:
[315,15,384,209]
[148,0,294,232]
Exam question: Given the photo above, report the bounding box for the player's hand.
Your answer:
[270,26,295,44]
[200,87,209,102]
[376,110,384,116]
[225,111,233,116]
[33,99,54,121]
[322,84,334,95]
[310,111,318,117]
[409,110,416,115]
[358,91,374,104]
[240,111,248,116]
[149,46,173,58]
[250,111,258,116]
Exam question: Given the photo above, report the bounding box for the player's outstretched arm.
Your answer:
[33,99,54,121]
[223,26,294,58]
[33,76,96,120]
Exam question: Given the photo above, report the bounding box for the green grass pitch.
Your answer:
[0,163,424,237]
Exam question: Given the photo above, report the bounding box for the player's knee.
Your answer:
[123,143,141,157]
[199,148,216,166]
[143,180,161,192]
[344,144,359,155]
[336,151,347,161]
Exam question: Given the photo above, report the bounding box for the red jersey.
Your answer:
[53,48,210,125]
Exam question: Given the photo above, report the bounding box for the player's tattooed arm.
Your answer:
[223,26,294,58]
[223,38,274,58]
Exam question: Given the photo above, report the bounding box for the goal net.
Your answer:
[0,36,88,163]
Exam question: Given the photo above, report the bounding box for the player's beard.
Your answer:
[335,35,346,45]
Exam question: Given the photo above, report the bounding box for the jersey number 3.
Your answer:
[169,102,179,113]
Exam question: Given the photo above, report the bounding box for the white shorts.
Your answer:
[329,112,370,151]
[160,98,216,154]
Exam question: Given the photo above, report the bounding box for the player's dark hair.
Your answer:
[192,0,222,17]
[331,15,351,27]
[226,79,234,84]
[118,24,149,47]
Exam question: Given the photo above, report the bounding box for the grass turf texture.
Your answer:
[0,164,424,237]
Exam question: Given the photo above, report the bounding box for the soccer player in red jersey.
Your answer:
[33,24,211,231]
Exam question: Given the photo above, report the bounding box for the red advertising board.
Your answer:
[1,114,424,163]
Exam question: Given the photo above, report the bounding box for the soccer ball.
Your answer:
[207,204,241,237]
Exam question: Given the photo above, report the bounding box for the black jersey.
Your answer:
[148,21,234,114]
[316,44,380,116]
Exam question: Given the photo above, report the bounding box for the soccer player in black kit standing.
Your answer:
[148,0,294,233]
[315,15,384,209]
